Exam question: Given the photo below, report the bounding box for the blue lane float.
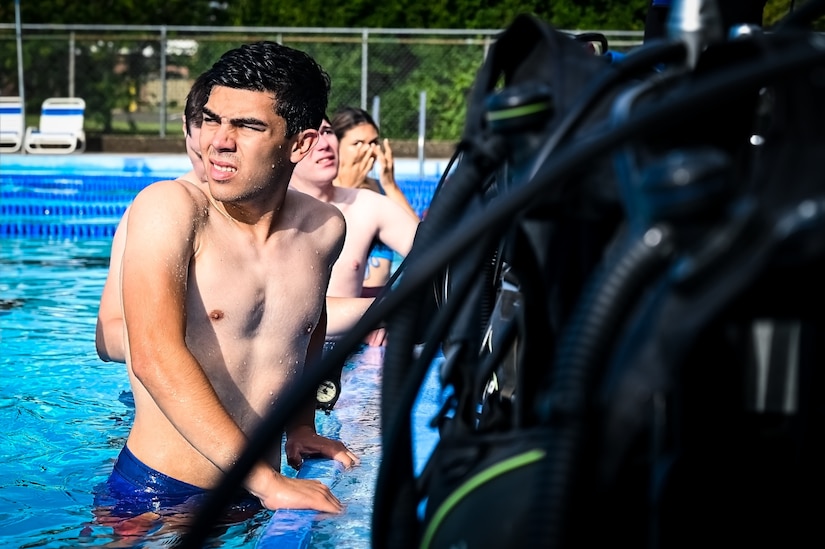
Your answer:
[0,222,118,238]
[255,459,346,549]
[1,154,444,237]
[0,202,128,217]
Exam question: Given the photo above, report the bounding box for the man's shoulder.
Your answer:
[175,170,202,186]
[290,187,341,210]
[132,178,207,214]
[329,186,369,212]
[139,177,204,195]
[346,185,392,207]
[124,179,210,247]
[288,188,346,228]
[289,190,346,256]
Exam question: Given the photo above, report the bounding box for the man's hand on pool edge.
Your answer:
[285,425,361,470]
[250,470,345,514]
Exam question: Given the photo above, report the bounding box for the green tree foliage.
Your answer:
[218,0,651,30]
[1,0,655,29]
[0,0,221,25]
[763,0,824,29]
[0,0,813,31]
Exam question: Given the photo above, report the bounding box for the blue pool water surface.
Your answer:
[0,155,445,547]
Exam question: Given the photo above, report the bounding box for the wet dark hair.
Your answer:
[202,41,331,137]
[183,73,210,135]
[330,106,379,140]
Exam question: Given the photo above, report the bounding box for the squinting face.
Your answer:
[337,122,379,167]
[293,120,339,185]
[199,86,298,203]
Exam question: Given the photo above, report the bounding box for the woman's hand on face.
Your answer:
[337,142,375,188]
[375,138,397,188]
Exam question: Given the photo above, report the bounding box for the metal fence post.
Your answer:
[418,90,426,177]
[69,32,75,97]
[371,95,381,129]
[14,0,24,121]
[159,26,167,138]
[371,95,381,179]
[361,29,368,111]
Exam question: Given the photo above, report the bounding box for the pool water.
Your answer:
[0,237,443,547]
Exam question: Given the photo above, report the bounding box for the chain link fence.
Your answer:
[0,24,643,143]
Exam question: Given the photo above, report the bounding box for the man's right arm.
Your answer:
[325,296,375,339]
[372,191,420,257]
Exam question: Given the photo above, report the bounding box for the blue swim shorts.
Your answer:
[94,445,261,517]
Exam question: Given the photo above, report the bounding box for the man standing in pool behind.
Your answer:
[290,117,419,346]
[95,76,209,364]
[104,42,359,517]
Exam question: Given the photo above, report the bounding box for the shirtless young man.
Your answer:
[100,42,358,517]
[290,118,420,346]
[95,77,209,364]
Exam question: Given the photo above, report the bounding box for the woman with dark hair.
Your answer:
[331,106,420,297]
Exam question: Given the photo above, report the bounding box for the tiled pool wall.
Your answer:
[0,154,446,237]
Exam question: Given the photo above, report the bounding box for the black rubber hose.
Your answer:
[525,39,688,181]
[535,226,676,546]
[373,235,495,548]
[376,166,506,547]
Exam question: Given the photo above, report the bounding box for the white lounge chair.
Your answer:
[0,96,25,153]
[24,97,86,154]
